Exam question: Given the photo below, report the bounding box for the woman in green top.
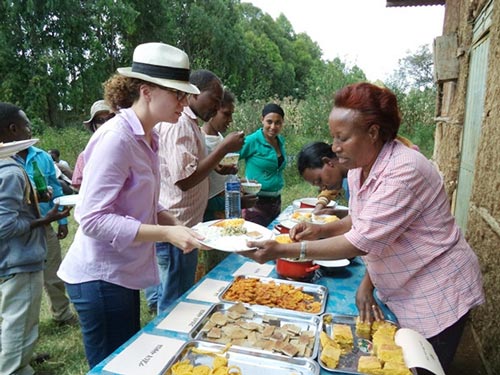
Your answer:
[239,103,286,227]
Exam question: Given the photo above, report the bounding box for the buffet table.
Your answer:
[88,207,397,375]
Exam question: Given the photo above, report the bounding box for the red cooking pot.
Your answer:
[275,257,320,281]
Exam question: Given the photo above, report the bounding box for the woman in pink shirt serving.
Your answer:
[57,42,205,370]
[244,82,484,372]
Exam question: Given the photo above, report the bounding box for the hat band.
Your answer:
[132,62,190,82]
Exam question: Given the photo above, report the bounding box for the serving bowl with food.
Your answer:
[241,181,262,195]
[220,152,239,166]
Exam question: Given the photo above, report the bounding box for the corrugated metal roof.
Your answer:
[386,0,445,7]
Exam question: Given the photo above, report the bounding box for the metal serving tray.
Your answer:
[318,313,416,374]
[161,340,320,375]
[218,275,328,316]
[190,302,321,359]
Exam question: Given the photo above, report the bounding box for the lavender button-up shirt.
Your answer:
[57,108,164,289]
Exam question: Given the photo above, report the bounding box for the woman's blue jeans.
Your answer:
[155,242,198,313]
[65,280,140,370]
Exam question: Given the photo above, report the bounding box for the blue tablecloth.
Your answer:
[88,208,396,375]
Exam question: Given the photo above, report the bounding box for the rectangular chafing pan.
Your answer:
[190,302,321,359]
[218,275,328,316]
[319,313,417,374]
[161,340,320,375]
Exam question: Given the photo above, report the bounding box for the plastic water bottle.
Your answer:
[225,175,241,219]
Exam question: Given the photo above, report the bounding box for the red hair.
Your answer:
[333,82,401,142]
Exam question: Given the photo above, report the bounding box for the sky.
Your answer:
[247,0,445,81]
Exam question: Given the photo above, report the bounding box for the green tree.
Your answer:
[385,44,436,157]
[0,0,137,127]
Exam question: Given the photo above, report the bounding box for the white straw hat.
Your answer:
[117,42,200,95]
[83,100,111,124]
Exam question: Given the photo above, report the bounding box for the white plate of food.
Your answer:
[0,139,39,159]
[292,197,337,209]
[194,219,274,252]
[313,259,350,268]
[312,213,340,224]
[289,208,314,223]
[53,194,80,207]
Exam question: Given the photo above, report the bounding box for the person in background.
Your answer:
[0,103,71,375]
[297,141,349,215]
[48,148,71,174]
[71,100,114,191]
[239,103,286,227]
[48,148,74,195]
[244,82,484,372]
[57,42,205,369]
[1,108,77,327]
[153,69,244,313]
[202,88,238,222]
[199,87,257,274]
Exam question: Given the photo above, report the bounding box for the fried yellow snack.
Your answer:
[213,356,228,369]
[222,278,321,313]
[171,360,194,375]
[192,365,211,375]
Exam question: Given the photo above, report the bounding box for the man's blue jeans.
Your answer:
[65,280,140,370]
[155,242,198,313]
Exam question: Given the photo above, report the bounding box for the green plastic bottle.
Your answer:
[32,160,47,195]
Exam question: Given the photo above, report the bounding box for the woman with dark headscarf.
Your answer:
[239,103,286,227]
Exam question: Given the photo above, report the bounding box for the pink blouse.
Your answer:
[344,141,484,337]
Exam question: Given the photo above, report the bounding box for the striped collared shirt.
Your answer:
[156,107,209,227]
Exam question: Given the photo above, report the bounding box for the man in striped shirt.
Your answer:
[152,70,244,312]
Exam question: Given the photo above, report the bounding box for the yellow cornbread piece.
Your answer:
[371,320,382,335]
[372,321,397,337]
[382,361,412,375]
[333,323,353,353]
[355,316,372,339]
[320,331,337,348]
[372,322,397,355]
[320,344,342,369]
[358,356,383,375]
[377,344,405,365]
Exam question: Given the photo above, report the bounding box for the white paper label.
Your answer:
[156,301,208,332]
[185,278,229,303]
[232,261,274,277]
[103,334,184,375]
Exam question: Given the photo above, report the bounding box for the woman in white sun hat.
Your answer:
[57,42,206,369]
